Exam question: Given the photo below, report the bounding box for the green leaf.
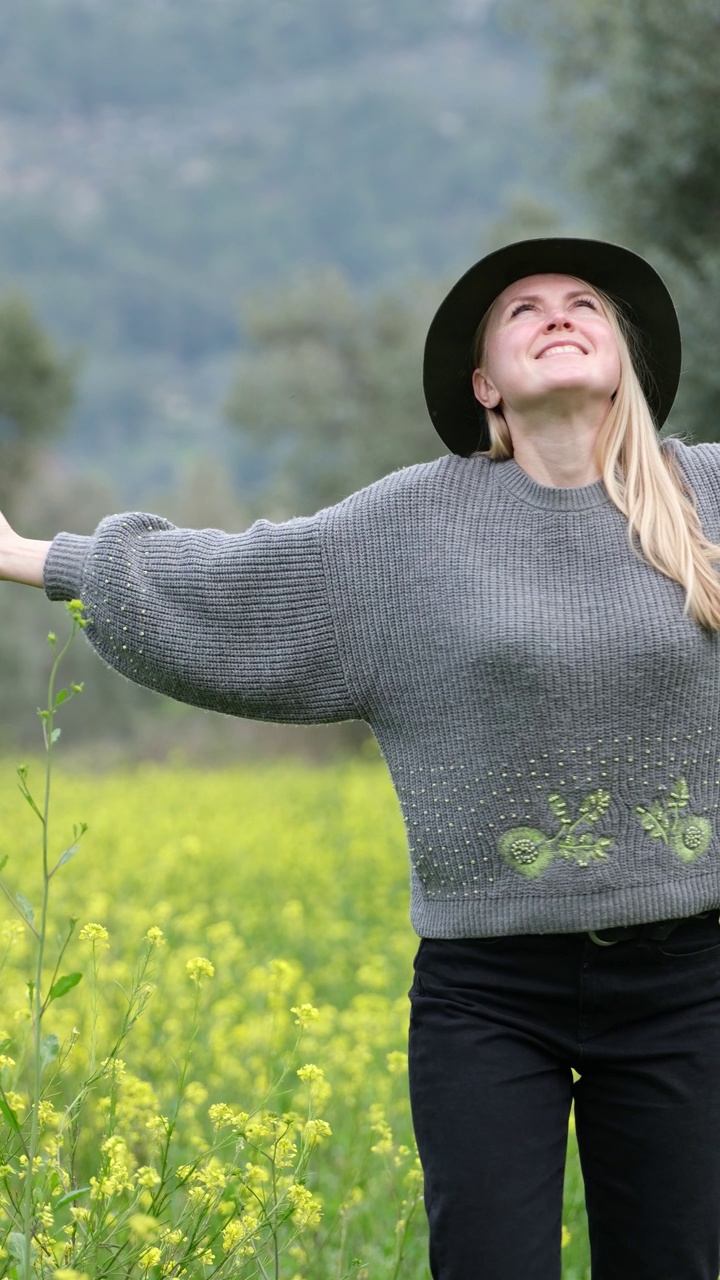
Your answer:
[16,893,34,925]
[54,1185,91,1212]
[54,689,69,708]
[0,854,7,874]
[8,1232,32,1265]
[547,793,570,822]
[578,789,611,821]
[669,778,690,807]
[0,1095,21,1134]
[634,807,668,841]
[57,844,79,869]
[40,1033,59,1068]
[50,728,62,744]
[48,972,82,1002]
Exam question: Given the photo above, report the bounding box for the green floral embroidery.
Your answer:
[498,790,614,880]
[634,777,712,863]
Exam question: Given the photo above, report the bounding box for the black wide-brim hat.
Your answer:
[423,237,682,456]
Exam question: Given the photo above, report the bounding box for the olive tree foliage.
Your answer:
[0,290,77,516]
[518,0,720,441]
[224,269,445,516]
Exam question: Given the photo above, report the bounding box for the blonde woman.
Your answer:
[3,237,720,1280]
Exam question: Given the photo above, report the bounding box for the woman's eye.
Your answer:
[574,297,598,310]
[510,302,535,317]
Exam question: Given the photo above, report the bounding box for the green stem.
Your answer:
[21,623,78,1280]
[151,985,201,1210]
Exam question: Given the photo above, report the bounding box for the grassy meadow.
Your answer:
[0,753,590,1278]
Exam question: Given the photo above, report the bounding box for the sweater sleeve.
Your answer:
[42,508,363,725]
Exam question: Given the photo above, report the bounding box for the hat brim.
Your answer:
[422,237,682,456]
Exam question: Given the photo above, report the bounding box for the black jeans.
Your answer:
[408,912,720,1280]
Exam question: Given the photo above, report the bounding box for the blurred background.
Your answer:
[0,0,717,765]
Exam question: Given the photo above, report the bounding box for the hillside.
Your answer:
[0,0,551,499]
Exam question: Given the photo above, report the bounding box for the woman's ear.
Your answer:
[472,368,502,410]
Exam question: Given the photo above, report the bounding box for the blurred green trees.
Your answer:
[225,270,444,512]
[522,0,720,440]
[0,291,76,518]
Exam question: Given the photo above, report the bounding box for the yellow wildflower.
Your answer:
[145,925,165,945]
[303,1118,332,1147]
[339,1186,364,1214]
[78,923,109,947]
[208,1102,234,1128]
[244,1162,269,1186]
[1,920,24,945]
[183,1081,207,1107]
[66,598,87,627]
[186,956,214,985]
[386,1050,408,1075]
[291,1003,319,1027]
[38,1101,59,1128]
[37,1203,54,1229]
[222,1219,244,1252]
[138,1246,162,1269]
[286,1183,322,1229]
[129,1213,160,1240]
[296,1064,324,1084]
[369,1105,394,1155]
[146,1115,169,1139]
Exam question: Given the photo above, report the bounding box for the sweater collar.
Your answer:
[491,456,611,511]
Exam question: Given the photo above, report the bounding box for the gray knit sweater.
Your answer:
[43,437,720,938]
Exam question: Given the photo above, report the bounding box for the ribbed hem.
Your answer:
[43,533,92,602]
[491,457,611,510]
[410,870,720,939]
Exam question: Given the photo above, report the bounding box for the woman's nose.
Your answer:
[544,311,574,331]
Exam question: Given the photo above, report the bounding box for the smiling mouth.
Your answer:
[537,343,588,358]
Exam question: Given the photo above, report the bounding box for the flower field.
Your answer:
[0,746,591,1278]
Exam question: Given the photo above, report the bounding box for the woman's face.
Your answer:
[471,273,622,419]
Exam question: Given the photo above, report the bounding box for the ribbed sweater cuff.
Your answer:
[43,533,92,602]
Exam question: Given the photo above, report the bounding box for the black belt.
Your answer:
[587,910,716,948]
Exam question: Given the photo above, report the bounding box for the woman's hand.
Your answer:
[0,511,52,587]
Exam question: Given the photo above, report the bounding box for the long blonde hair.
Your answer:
[471,282,720,632]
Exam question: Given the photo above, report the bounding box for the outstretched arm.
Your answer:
[3,507,364,727]
[43,509,358,727]
[0,511,50,587]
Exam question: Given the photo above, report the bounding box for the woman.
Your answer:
[4,236,720,1279]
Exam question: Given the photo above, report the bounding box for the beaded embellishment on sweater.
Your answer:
[499,776,712,879]
[634,777,712,863]
[498,789,614,879]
